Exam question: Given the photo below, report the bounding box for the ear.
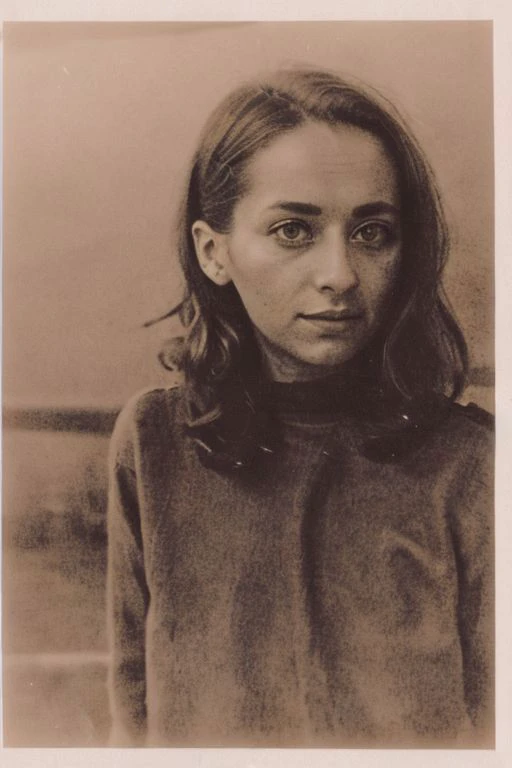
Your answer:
[191,220,232,286]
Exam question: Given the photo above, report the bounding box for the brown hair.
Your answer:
[156,68,468,465]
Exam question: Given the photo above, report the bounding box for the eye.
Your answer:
[351,221,394,249]
[270,220,313,247]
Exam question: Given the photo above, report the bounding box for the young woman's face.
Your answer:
[195,121,402,382]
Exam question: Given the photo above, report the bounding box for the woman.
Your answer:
[107,69,493,747]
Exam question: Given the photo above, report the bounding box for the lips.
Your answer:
[299,309,363,321]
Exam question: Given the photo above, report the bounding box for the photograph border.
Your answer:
[1,2,511,767]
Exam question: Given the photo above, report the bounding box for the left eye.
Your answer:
[351,222,392,247]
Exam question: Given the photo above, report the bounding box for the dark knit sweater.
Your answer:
[107,381,493,747]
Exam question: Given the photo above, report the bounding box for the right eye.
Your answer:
[270,220,313,247]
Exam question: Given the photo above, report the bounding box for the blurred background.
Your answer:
[2,21,493,746]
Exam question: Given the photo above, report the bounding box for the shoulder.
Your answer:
[449,401,494,432]
[440,403,494,564]
[362,397,493,467]
[115,385,185,430]
[439,400,494,457]
[109,385,186,471]
[425,399,494,493]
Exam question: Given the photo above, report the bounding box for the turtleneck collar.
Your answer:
[262,369,381,425]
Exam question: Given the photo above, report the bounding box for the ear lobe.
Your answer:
[191,220,232,286]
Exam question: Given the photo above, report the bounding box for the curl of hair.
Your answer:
[158,68,468,462]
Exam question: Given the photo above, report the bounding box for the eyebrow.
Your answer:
[352,202,400,217]
[267,201,323,216]
[267,200,400,217]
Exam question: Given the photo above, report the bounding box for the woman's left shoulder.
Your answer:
[442,400,494,452]
[449,401,494,432]
[427,399,494,479]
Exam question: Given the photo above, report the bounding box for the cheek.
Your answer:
[229,270,278,320]
[226,249,292,313]
[362,257,401,314]
[381,257,401,291]
[244,286,285,323]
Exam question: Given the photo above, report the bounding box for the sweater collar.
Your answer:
[262,369,381,422]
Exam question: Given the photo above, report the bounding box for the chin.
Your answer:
[287,348,362,380]
[259,334,368,382]
[301,343,362,370]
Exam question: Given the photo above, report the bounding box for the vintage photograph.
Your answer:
[3,21,494,749]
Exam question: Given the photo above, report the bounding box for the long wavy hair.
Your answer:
[156,68,468,467]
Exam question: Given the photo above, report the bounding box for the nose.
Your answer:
[313,231,359,295]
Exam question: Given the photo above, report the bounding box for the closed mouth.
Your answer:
[299,310,363,321]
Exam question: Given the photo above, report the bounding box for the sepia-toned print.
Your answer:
[3,21,494,749]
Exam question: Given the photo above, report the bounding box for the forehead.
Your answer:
[240,121,399,210]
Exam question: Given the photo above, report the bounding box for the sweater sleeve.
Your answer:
[106,401,150,746]
[449,424,494,743]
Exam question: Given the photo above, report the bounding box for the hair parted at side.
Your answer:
[155,67,468,463]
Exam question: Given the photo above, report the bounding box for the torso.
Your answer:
[109,385,494,747]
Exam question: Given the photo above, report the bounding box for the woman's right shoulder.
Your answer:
[117,385,185,428]
[109,385,186,470]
